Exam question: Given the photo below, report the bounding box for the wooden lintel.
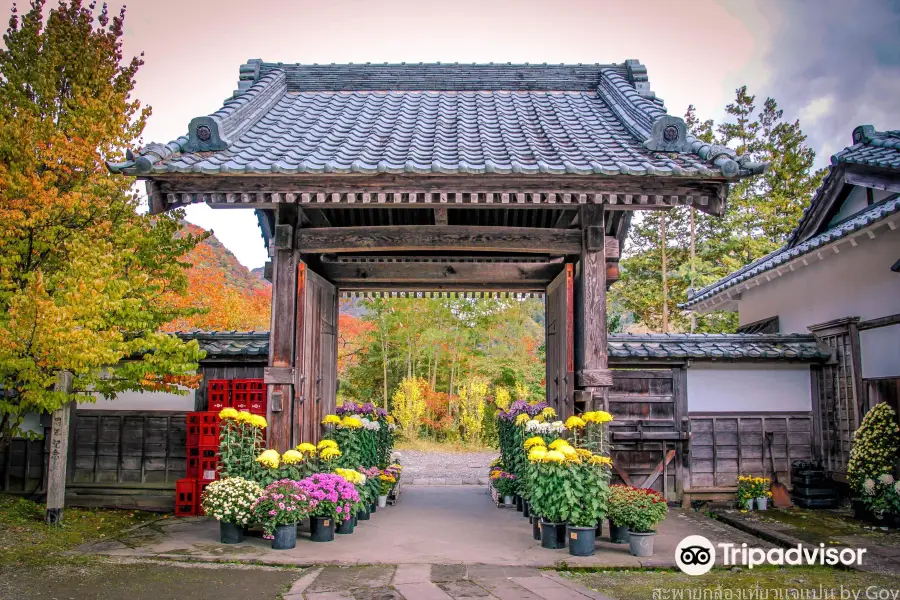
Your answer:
[295,226,582,254]
[321,259,564,287]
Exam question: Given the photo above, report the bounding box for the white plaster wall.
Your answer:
[861,324,900,379]
[830,187,894,226]
[686,363,812,413]
[88,388,195,411]
[738,228,900,333]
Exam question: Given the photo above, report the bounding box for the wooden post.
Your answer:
[45,371,73,525]
[576,205,612,410]
[265,205,299,453]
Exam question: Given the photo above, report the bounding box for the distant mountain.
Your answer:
[163,224,271,332]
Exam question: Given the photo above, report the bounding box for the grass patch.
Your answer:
[563,566,900,600]
[395,438,497,453]
[0,493,155,567]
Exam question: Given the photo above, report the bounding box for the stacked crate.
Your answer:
[791,460,839,508]
[174,378,266,516]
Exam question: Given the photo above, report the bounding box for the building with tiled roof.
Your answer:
[683,125,900,476]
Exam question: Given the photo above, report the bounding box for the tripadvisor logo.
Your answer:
[675,535,867,576]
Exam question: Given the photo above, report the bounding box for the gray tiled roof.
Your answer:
[682,196,900,308]
[832,125,900,169]
[608,333,831,362]
[178,331,269,359]
[180,331,830,363]
[109,60,764,180]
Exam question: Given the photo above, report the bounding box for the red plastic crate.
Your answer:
[175,478,197,516]
[186,422,200,448]
[186,454,200,478]
[207,379,230,411]
[247,380,267,415]
[231,379,251,411]
[196,479,215,515]
[187,446,219,480]
[198,422,220,447]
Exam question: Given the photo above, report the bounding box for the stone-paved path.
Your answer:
[398,450,497,485]
[283,564,613,600]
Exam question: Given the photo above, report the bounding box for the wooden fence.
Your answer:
[687,412,814,489]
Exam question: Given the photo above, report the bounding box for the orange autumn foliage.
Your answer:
[162,225,271,332]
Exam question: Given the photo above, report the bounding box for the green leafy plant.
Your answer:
[217,409,266,479]
[490,470,517,497]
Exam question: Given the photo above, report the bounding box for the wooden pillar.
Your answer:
[45,371,73,525]
[264,205,299,453]
[576,205,612,411]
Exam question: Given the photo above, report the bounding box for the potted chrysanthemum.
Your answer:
[297,473,360,542]
[565,452,611,557]
[333,468,367,533]
[606,484,633,544]
[357,467,380,520]
[378,471,396,507]
[617,486,668,557]
[251,479,317,550]
[200,477,264,544]
[527,442,572,549]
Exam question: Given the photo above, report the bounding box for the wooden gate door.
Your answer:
[607,368,688,501]
[293,262,338,446]
[545,265,574,417]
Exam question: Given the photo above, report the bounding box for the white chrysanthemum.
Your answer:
[864,478,877,495]
[894,481,900,494]
[879,473,895,485]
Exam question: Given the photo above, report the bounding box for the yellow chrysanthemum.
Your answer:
[249,414,267,429]
[322,414,341,425]
[528,446,548,462]
[523,436,546,449]
[386,415,395,424]
[296,442,317,455]
[542,450,566,463]
[583,411,614,424]
[533,414,546,423]
[334,468,364,484]
[235,411,253,423]
[341,416,363,429]
[558,445,578,458]
[317,439,339,450]
[576,448,593,459]
[541,407,557,418]
[281,449,304,465]
[515,413,530,426]
[565,416,586,429]
[218,408,239,420]
[255,449,280,469]
[588,455,613,467]
[319,447,342,461]
[548,439,570,450]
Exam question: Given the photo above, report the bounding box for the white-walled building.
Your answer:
[684,125,900,477]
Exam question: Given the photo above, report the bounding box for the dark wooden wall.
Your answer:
[0,436,46,494]
[688,412,814,489]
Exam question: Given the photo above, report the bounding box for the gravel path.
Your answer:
[396,450,498,485]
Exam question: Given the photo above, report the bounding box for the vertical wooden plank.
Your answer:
[45,371,74,525]
[810,365,823,462]
[140,415,148,484]
[164,415,171,484]
[116,415,125,483]
[93,413,101,483]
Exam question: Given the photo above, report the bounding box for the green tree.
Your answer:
[0,1,204,451]
[611,87,825,333]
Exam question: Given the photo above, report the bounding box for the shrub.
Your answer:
[392,377,428,440]
[610,486,668,533]
[847,403,900,501]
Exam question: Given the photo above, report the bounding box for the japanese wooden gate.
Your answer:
[108,61,761,456]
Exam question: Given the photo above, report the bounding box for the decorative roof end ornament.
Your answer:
[852,124,876,145]
[643,116,691,153]
[183,116,229,152]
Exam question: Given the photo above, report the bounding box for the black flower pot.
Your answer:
[310,516,335,542]
[595,520,603,538]
[272,523,297,550]
[568,526,596,557]
[522,500,531,519]
[357,506,371,521]
[370,502,377,514]
[609,520,629,544]
[337,519,355,534]
[532,515,542,541]
[516,495,524,512]
[219,521,244,544]
[540,519,566,549]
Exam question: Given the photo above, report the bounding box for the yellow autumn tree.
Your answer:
[458,376,488,444]
[0,2,204,451]
[392,377,427,440]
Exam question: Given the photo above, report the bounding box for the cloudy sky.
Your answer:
[7,0,897,269]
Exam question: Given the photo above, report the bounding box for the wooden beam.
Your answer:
[321,258,564,287]
[433,207,448,225]
[296,226,582,254]
[299,207,331,228]
[45,371,74,525]
[576,205,611,408]
[858,313,900,331]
